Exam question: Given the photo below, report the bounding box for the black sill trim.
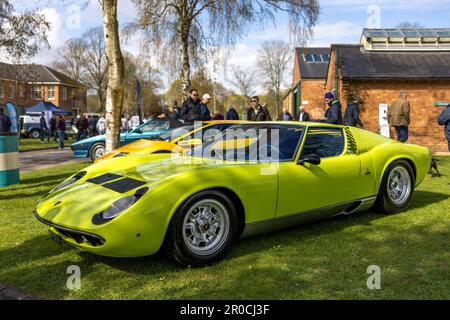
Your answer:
[33,210,105,244]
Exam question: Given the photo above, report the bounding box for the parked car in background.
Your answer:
[19,115,41,138]
[71,118,183,161]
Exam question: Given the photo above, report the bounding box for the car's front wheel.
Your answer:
[374,159,415,214]
[89,143,105,161]
[165,190,238,267]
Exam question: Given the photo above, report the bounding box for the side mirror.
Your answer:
[298,154,321,166]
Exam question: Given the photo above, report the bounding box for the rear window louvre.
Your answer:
[102,178,146,193]
[345,128,358,154]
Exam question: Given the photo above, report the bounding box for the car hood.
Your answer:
[36,154,225,227]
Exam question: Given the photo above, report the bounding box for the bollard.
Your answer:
[0,133,20,187]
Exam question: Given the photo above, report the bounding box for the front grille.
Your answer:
[102,178,146,193]
[55,228,104,247]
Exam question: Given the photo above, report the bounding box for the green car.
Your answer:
[34,122,431,266]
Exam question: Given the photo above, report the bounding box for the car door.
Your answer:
[276,126,373,217]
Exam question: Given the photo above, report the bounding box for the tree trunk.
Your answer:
[102,0,125,152]
[180,25,191,99]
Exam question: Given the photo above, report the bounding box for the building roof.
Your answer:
[296,47,330,79]
[0,62,83,87]
[333,45,450,80]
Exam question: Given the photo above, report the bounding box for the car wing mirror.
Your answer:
[298,154,321,166]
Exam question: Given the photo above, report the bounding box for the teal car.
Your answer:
[71,119,183,161]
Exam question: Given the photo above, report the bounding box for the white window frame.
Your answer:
[47,85,55,100]
[0,85,4,98]
[9,84,14,99]
[62,86,68,101]
[32,85,42,100]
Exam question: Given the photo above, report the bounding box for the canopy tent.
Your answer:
[25,101,72,116]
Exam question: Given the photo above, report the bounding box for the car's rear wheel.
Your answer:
[374,159,415,214]
[30,129,40,139]
[89,143,105,161]
[165,190,238,267]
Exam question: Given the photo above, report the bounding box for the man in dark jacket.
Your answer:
[438,103,450,152]
[0,107,12,133]
[249,97,271,121]
[344,96,364,127]
[198,94,212,121]
[48,115,57,142]
[226,106,239,120]
[39,112,48,143]
[324,92,343,125]
[298,106,310,121]
[180,89,201,124]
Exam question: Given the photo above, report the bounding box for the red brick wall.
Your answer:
[301,80,326,120]
[340,80,450,153]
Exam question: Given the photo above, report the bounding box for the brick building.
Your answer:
[285,47,329,120]
[285,28,450,153]
[0,62,86,116]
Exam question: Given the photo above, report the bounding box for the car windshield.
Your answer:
[157,125,194,141]
[187,123,305,162]
[136,119,170,133]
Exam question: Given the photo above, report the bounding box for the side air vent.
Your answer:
[345,128,358,154]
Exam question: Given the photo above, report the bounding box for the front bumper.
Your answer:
[71,146,89,158]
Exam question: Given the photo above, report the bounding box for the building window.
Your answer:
[9,84,14,99]
[32,85,42,100]
[47,85,55,100]
[0,85,4,98]
[19,85,24,98]
[62,87,68,101]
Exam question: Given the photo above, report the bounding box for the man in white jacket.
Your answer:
[96,116,107,135]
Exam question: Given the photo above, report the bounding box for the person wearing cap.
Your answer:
[324,92,343,125]
[199,93,212,121]
[438,103,450,152]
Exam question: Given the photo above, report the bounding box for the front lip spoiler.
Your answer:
[33,210,105,244]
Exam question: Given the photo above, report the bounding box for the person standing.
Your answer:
[343,95,364,127]
[282,108,293,121]
[250,97,270,121]
[388,91,410,143]
[75,114,88,141]
[199,94,212,121]
[172,100,181,119]
[48,115,57,142]
[39,112,48,143]
[97,116,107,135]
[180,89,201,124]
[226,106,239,120]
[88,116,98,137]
[298,106,310,122]
[438,103,450,152]
[56,115,66,150]
[324,92,343,125]
[0,107,12,132]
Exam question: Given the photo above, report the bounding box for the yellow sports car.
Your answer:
[94,120,248,163]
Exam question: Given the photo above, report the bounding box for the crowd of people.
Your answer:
[1,89,450,152]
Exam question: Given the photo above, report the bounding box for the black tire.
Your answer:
[89,143,105,161]
[374,159,415,214]
[164,190,239,267]
[30,129,40,139]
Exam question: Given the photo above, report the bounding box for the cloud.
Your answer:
[320,0,450,10]
[309,21,363,46]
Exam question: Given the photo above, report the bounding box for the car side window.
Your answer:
[300,128,345,159]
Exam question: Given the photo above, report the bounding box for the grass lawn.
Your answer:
[0,158,449,300]
[19,138,61,152]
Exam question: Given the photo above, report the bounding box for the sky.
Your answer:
[9,0,450,94]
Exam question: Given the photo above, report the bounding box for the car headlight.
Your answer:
[102,196,137,220]
[113,152,129,158]
[53,171,87,192]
